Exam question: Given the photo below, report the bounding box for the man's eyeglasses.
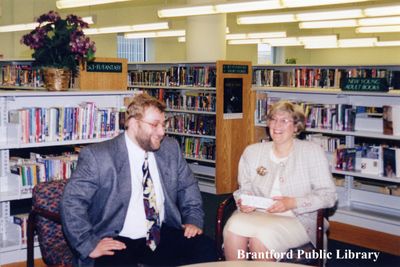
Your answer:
[268,117,294,126]
[137,118,170,130]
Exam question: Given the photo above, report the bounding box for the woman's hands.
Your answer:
[267,196,297,213]
[236,199,256,213]
[237,195,297,213]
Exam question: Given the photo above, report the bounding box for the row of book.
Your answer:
[257,97,400,135]
[128,66,217,87]
[306,133,343,153]
[304,103,356,131]
[0,213,34,247]
[253,68,400,89]
[1,64,43,87]
[334,176,400,196]
[9,152,78,194]
[0,64,76,88]
[8,102,122,144]
[167,114,216,136]
[335,145,400,178]
[353,179,400,196]
[175,136,216,161]
[144,89,216,112]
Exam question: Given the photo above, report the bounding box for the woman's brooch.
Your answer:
[256,166,268,176]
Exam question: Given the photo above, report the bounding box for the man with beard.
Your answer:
[61,93,217,267]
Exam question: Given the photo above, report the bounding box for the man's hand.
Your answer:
[182,224,203,238]
[237,199,256,213]
[267,196,297,213]
[89,237,126,259]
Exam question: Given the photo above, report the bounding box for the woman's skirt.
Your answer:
[223,210,310,254]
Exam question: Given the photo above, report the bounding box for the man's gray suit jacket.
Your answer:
[60,134,204,266]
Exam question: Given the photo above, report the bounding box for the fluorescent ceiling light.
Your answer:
[299,19,357,29]
[282,0,369,8]
[158,0,369,18]
[298,35,337,43]
[248,31,287,39]
[158,5,216,18]
[56,0,131,9]
[226,31,286,40]
[300,35,338,49]
[228,39,261,45]
[226,33,247,40]
[0,16,93,33]
[376,41,400,47]
[356,25,400,33]
[178,37,186,43]
[215,0,281,13]
[358,16,400,26]
[0,22,40,33]
[338,37,377,47]
[263,37,303,46]
[304,43,338,49]
[296,9,363,21]
[237,14,296,24]
[125,30,185,39]
[364,5,400,17]
[84,22,169,35]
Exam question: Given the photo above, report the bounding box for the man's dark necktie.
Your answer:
[142,152,161,251]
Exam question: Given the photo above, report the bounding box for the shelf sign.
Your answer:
[86,62,123,73]
[223,78,243,119]
[342,78,389,92]
[222,64,248,74]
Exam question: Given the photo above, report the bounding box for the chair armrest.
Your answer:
[215,195,236,260]
[27,208,62,267]
[316,208,329,267]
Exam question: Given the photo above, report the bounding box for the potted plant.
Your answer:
[21,11,96,91]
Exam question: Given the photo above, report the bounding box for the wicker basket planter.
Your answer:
[43,68,71,91]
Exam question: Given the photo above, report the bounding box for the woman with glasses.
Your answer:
[223,100,337,261]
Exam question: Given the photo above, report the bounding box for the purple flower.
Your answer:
[37,10,60,24]
[20,10,96,77]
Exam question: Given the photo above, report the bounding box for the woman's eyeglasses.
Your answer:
[268,117,294,126]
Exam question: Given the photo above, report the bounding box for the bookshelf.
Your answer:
[252,64,400,255]
[0,90,134,265]
[0,59,46,90]
[0,58,128,91]
[128,60,254,194]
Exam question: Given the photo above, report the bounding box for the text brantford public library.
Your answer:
[237,249,380,262]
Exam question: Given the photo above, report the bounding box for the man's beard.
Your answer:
[136,134,164,152]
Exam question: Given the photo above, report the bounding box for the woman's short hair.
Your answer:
[266,100,306,134]
[125,93,166,128]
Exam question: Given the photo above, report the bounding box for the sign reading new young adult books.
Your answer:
[342,77,389,92]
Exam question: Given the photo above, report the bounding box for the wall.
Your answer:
[282,24,400,65]
[285,46,400,65]
[1,0,400,65]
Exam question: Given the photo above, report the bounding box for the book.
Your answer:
[383,147,396,178]
[336,147,356,171]
[240,194,274,210]
[383,105,393,135]
[360,146,382,175]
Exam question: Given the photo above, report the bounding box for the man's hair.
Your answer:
[125,93,166,128]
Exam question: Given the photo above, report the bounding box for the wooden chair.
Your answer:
[215,195,328,267]
[27,180,73,267]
